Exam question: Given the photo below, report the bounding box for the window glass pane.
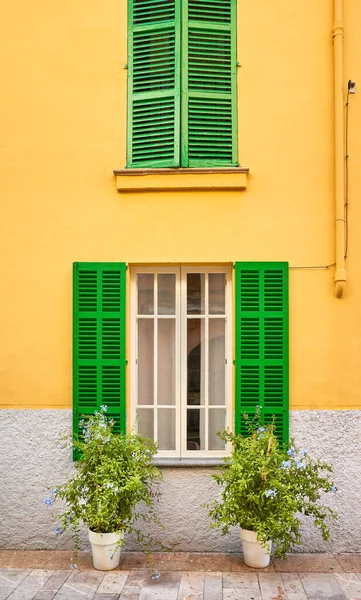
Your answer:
[209,409,226,450]
[158,319,175,405]
[209,319,226,405]
[187,273,205,315]
[158,274,176,315]
[209,273,226,314]
[158,408,176,450]
[187,319,205,406]
[138,408,154,440]
[138,274,154,315]
[138,319,154,405]
[187,409,205,450]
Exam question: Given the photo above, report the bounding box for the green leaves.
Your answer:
[207,413,337,558]
[52,408,162,551]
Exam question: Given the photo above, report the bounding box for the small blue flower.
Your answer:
[50,488,57,496]
[100,405,108,412]
[265,489,277,498]
[257,427,265,433]
[55,527,64,536]
[70,564,78,570]
[287,448,296,457]
[332,485,338,494]
[296,462,306,470]
[151,571,161,580]
[299,449,307,456]
[281,460,291,469]
[44,497,53,506]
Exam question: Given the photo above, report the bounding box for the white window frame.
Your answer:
[130,265,232,458]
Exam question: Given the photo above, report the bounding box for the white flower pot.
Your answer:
[88,529,123,570]
[240,528,272,568]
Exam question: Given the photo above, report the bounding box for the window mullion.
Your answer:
[204,274,209,452]
[180,267,186,456]
[154,274,158,444]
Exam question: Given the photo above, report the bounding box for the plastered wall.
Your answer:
[1,0,361,412]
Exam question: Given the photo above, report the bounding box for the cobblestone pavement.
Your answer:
[1,551,361,599]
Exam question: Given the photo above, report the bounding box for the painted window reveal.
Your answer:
[131,267,233,458]
[127,0,238,168]
[234,262,289,443]
[73,263,127,456]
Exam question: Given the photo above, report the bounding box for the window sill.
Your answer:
[113,167,248,193]
[152,457,225,468]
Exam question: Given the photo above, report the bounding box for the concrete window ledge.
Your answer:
[114,167,249,192]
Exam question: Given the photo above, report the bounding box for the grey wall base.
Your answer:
[0,410,360,553]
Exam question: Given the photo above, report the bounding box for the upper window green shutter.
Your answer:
[181,0,238,167]
[127,0,181,168]
[234,263,289,443]
[73,263,127,455]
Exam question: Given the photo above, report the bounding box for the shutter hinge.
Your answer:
[233,359,236,365]
[124,64,128,69]
[236,62,241,67]
[125,360,128,365]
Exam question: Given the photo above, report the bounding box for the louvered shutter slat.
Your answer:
[182,0,237,167]
[235,263,289,443]
[127,0,181,167]
[73,263,126,457]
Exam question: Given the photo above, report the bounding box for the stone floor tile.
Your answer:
[124,570,149,587]
[336,555,361,573]
[281,573,305,594]
[223,589,261,600]
[0,569,32,600]
[178,571,205,600]
[53,570,104,599]
[334,572,361,599]
[33,571,72,600]
[138,587,178,600]
[203,572,222,600]
[0,551,15,569]
[119,585,141,599]
[223,572,259,590]
[75,552,99,571]
[258,573,287,600]
[141,571,181,588]
[122,554,149,570]
[274,554,343,573]
[300,573,346,599]
[9,551,54,569]
[229,555,275,573]
[45,553,74,571]
[94,595,121,600]
[97,571,130,594]
[7,570,53,600]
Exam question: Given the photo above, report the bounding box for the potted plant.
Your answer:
[45,406,162,570]
[206,411,337,567]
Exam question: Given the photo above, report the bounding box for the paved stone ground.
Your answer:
[1,552,361,599]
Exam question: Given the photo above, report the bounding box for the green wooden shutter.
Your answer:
[234,263,289,443]
[127,0,181,168]
[181,0,238,167]
[73,263,126,455]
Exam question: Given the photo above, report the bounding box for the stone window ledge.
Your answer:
[114,167,249,192]
[152,458,225,468]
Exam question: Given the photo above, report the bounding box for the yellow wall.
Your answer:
[1,0,361,410]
